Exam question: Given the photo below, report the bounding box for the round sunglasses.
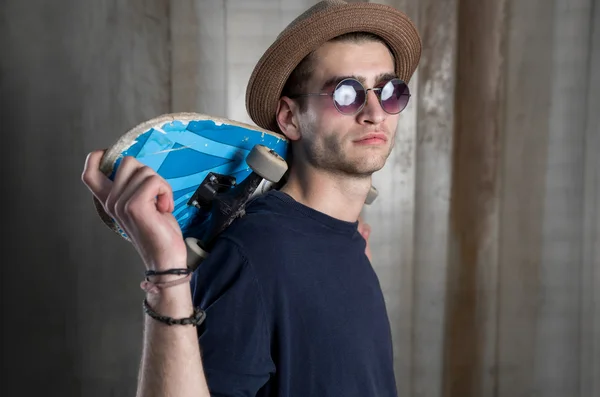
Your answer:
[289,77,411,115]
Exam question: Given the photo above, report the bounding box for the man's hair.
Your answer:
[280,32,393,112]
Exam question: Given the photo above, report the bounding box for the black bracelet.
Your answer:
[145,268,192,278]
[143,299,206,326]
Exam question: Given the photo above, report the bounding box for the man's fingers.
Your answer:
[156,193,172,213]
[106,156,146,211]
[81,150,112,203]
[124,175,173,220]
[357,216,371,240]
[361,226,371,240]
[111,156,144,195]
[116,166,168,216]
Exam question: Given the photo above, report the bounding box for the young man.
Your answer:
[82,1,421,396]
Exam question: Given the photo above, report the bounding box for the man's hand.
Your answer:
[81,151,187,271]
[358,216,372,262]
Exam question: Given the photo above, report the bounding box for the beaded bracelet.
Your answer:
[143,299,206,327]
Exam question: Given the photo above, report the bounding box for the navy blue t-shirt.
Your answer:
[190,190,397,396]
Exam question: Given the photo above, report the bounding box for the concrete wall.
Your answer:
[1,1,598,396]
[368,0,599,396]
[1,1,170,395]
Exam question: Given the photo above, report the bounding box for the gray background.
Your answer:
[1,1,598,396]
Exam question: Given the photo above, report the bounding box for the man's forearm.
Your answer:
[136,285,210,397]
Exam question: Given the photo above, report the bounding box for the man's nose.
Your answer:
[357,89,387,124]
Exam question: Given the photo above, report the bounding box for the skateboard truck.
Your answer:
[187,173,237,210]
[184,171,263,270]
[184,144,289,270]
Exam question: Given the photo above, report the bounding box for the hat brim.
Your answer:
[245,2,422,132]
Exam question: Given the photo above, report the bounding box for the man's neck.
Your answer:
[279,166,371,223]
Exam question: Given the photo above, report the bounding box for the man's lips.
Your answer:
[353,133,388,144]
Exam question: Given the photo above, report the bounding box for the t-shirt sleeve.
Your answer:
[190,236,275,396]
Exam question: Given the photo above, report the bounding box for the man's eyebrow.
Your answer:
[374,72,398,85]
[320,75,363,90]
[319,72,398,91]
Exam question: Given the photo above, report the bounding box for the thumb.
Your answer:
[358,220,371,239]
[361,226,371,240]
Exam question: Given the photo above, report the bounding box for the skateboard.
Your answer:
[94,112,379,270]
[94,112,289,269]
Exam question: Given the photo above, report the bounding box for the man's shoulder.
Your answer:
[210,190,312,271]
[190,195,290,302]
[219,208,290,251]
[219,190,295,243]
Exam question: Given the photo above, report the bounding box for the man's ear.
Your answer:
[275,97,301,141]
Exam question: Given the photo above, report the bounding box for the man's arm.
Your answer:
[137,284,209,397]
[81,151,211,397]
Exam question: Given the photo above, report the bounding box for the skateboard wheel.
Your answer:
[246,144,288,183]
[185,237,209,270]
[365,186,378,205]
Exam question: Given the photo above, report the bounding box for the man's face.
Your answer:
[293,40,400,177]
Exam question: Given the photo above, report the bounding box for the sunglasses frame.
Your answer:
[288,77,411,116]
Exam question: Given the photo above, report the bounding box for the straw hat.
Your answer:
[245,0,422,132]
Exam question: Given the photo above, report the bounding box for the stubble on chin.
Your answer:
[305,131,393,177]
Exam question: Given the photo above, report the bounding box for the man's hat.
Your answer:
[245,0,422,132]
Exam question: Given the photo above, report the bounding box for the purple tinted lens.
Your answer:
[380,79,410,114]
[333,79,366,114]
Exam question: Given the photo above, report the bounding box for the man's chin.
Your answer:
[357,155,389,172]
[341,160,387,176]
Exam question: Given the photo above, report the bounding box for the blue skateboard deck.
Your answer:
[94,112,289,251]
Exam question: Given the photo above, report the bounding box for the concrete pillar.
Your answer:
[170,0,319,121]
[1,0,170,395]
[443,0,505,395]
[579,1,600,396]
[534,1,595,395]
[170,0,228,116]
